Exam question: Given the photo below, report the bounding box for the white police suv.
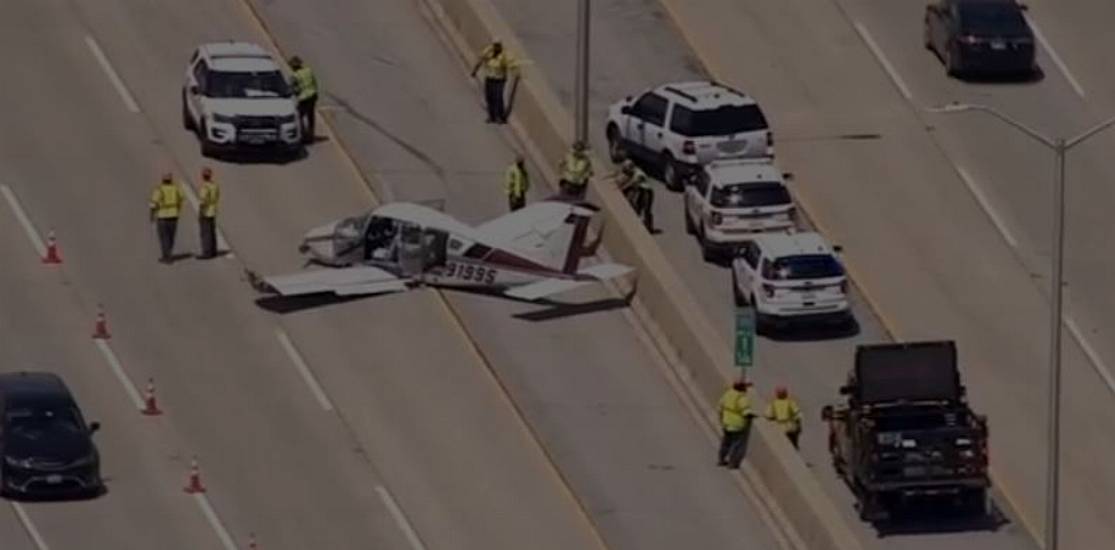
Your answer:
[731,232,853,333]
[182,42,302,158]
[684,158,795,260]
[606,81,772,190]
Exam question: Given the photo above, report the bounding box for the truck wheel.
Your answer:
[963,488,989,516]
[661,152,683,192]
[606,125,625,163]
[181,93,195,132]
[732,271,745,307]
[684,199,696,235]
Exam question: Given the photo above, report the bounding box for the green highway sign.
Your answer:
[735,307,755,368]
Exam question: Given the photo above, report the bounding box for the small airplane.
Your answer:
[246,198,634,301]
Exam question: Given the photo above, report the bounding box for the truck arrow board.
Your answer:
[735,307,755,368]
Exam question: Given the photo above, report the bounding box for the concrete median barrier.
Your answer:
[422,1,863,549]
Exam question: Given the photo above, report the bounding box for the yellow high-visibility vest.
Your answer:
[505,164,529,197]
[291,66,318,101]
[561,153,593,186]
[199,181,220,218]
[481,46,515,80]
[719,388,752,432]
[150,182,184,219]
[765,397,802,434]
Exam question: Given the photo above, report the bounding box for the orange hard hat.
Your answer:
[201,167,213,179]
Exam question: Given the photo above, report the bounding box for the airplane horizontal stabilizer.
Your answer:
[503,262,633,301]
[259,266,409,297]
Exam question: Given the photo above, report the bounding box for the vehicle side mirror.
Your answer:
[189,85,200,95]
[620,105,632,115]
[833,244,844,253]
[89,421,101,434]
[821,405,833,421]
[781,172,794,181]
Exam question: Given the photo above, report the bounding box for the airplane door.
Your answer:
[397,223,425,276]
[421,229,449,269]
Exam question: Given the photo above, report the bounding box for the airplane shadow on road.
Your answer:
[254,292,368,314]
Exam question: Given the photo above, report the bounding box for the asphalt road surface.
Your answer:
[483,0,1115,546]
[0,0,782,548]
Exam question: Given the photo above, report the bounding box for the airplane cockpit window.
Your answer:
[364,216,400,262]
[422,229,449,268]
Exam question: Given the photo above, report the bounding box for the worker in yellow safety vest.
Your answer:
[559,141,593,198]
[613,159,655,232]
[471,41,517,124]
[505,155,530,211]
[765,386,803,449]
[718,380,754,469]
[149,172,186,263]
[288,56,319,143]
[197,167,221,259]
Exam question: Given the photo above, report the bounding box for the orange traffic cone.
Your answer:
[141,378,162,416]
[247,533,258,549]
[42,230,62,264]
[184,456,206,494]
[92,305,111,339]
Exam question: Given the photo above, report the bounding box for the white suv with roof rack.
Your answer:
[606,81,772,190]
[182,42,302,158]
[731,232,853,333]
[684,158,796,260]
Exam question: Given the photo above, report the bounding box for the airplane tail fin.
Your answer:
[476,200,603,274]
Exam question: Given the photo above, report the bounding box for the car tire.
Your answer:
[732,271,745,307]
[684,198,696,235]
[922,22,933,51]
[199,124,216,158]
[181,93,195,132]
[946,44,962,77]
[606,124,625,163]
[661,152,683,192]
[698,225,715,261]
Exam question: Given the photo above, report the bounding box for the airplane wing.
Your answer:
[248,266,410,297]
[503,262,633,301]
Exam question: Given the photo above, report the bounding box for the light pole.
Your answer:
[926,102,1115,550]
[574,0,591,143]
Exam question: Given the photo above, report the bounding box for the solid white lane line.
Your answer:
[10,503,49,550]
[83,36,140,113]
[853,21,913,101]
[94,339,145,410]
[1024,16,1086,98]
[275,330,334,411]
[954,166,1019,248]
[1065,316,1115,398]
[0,184,46,257]
[193,493,238,550]
[375,485,427,550]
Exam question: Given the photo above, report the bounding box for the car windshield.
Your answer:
[207,70,290,99]
[672,104,768,137]
[959,3,1028,34]
[710,182,790,208]
[768,254,843,280]
[5,406,82,433]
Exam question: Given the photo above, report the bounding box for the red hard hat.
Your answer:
[201,167,213,179]
[775,386,788,398]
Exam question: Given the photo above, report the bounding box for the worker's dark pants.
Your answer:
[560,179,587,199]
[156,217,178,262]
[508,194,526,212]
[484,77,507,122]
[297,95,317,142]
[718,428,747,468]
[782,429,801,450]
[198,215,217,259]
[636,188,655,230]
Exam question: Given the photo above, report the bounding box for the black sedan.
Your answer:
[924,0,1036,77]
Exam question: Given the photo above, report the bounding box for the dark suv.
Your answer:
[924,0,1036,78]
[0,372,103,499]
